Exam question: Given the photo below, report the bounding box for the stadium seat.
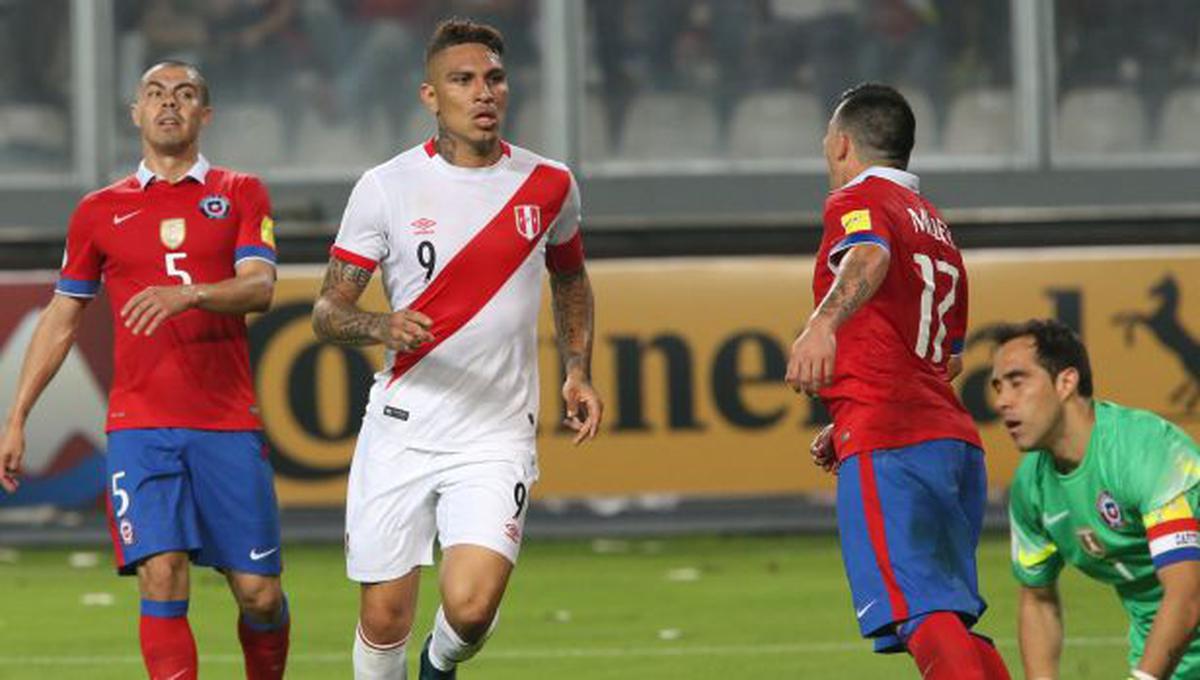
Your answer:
[1056,87,1146,154]
[1157,86,1200,152]
[944,88,1016,154]
[728,90,824,159]
[511,92,611,159]
[617,92,719,161]
[0,103,69,160]
[205,104,286,169]
[294,109,392,168]
[899,88,939,150]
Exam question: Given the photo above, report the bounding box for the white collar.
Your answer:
[136,155,210,189]
[841,165,920,193]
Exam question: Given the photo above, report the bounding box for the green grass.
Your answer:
[0,534,1131,679]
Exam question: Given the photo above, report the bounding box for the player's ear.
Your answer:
[419,81,438,116]
[1054,367,1080,400]
[129,100,140,129]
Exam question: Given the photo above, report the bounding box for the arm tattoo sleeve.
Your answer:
[813,248,887,329]
[311,258,389,346]
[549,267,594,378]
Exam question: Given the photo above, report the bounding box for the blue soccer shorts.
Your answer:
[104,428,283,576]
[836,438,988,653]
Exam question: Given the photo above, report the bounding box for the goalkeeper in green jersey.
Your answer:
[991,319,1200,680]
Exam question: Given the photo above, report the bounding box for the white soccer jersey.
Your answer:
[331,139,583,453]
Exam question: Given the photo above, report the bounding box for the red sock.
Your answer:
[237,598,290,680]
[972,634,1013,680]
[905,611,987,680]
[139,600,197,680]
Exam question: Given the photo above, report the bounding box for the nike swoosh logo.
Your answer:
[164,669,190,680]
[249,547,279,561]
[855,600,876,619]
[113,210,142,225]
[1043,510,1070,526]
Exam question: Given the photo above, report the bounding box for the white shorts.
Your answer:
[345,415,539,583]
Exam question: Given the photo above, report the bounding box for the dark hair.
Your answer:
[140,60,210,106]
[992,319,1094,397]
[833,83,915,168]
[426,17,505,63]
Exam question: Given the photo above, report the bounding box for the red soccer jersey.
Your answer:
[813,167,981,459]
[56,157,276,432]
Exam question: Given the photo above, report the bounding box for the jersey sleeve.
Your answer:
[947,260,968,356]
[545,171,584,274]
[822,193,893,271]
[330,170,388,272]
[56,200,103,298]
[233,175,278,267]
[1009,458,1065,587]
[1127,415,1200,570]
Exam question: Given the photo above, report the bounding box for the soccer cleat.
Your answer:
[419,635,456,679]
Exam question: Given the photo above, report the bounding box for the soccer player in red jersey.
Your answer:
[0,61,289,680]
[787,83,1011,680]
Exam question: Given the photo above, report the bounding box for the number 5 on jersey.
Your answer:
[912,253,959,362]
[165,252,192,285]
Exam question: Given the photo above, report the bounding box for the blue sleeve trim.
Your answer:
[1153,547,1200,571]
[56,278,100,297]
[950,338,965,354]
[828,233,890,271]
[831,232,890,253]
[235,245,277,264]
[141,599,189,618]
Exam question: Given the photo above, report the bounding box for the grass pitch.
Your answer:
[0,534,1130,679]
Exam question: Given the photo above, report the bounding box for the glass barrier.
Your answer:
[0,0,74,175]
[110,0,545,177]
[1053,0,1200,161]
[581,0,1016,169]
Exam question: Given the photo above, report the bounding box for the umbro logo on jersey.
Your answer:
[514,205,541,241]
[411,217,437,234]
[113,210,142,226]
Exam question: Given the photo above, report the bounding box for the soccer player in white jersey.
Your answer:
[312,18,602,680]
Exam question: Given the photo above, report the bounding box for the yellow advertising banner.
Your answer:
[255,247,1199,506]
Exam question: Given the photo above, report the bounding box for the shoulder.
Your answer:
[207,166,269,199]
[1098,400,1177,444]
[508,144,574,181]
[362,144,430,187]
[74,176,137,217]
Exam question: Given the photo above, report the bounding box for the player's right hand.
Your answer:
[810,423,838,475]
[384,309,435,352]
[0,423,25,493]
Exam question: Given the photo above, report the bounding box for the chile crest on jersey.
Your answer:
[199,194,231,219]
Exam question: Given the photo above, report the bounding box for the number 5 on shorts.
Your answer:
[111,471,130,517]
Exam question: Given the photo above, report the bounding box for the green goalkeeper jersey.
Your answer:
[1009,400,1200,675]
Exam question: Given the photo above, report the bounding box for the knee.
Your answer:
[138,553,189,599]
[234,578,285,621]
[442,592,498,643]
[360,598,415,646]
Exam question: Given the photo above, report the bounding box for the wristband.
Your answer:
[1130,670,1157,680]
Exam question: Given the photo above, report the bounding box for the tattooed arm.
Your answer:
[311,257,433,350]
[550,265,603,443]
[785,244,890,395]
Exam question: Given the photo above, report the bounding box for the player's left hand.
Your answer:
[810,423,839,475]
[786,320,837,396]
[120,285,196,336]
[562,374,603,445]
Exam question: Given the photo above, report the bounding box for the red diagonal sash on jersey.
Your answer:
[387,163,571,386]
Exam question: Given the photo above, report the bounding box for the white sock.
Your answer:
[428,606,498,672]
[353,624,407,679]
